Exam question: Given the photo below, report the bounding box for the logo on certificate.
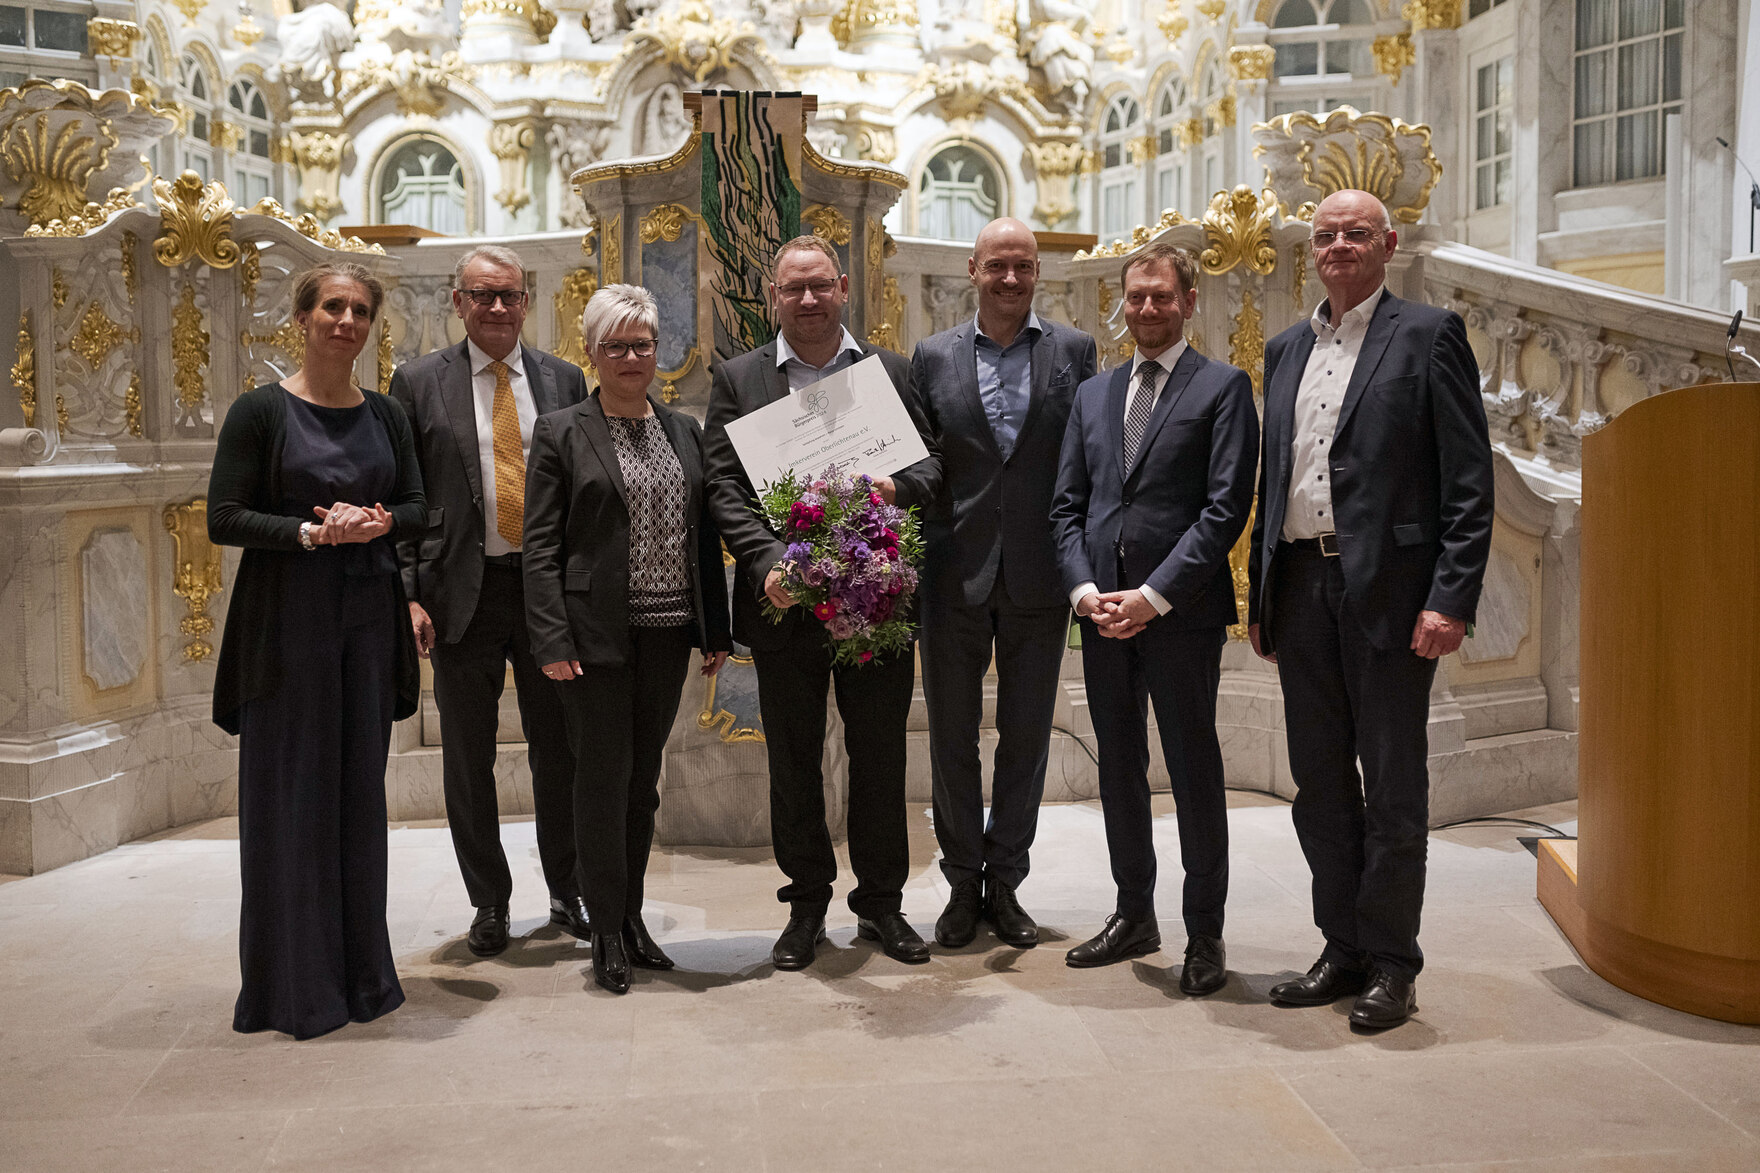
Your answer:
[801,388,831,416]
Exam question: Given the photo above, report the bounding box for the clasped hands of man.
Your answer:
[1074,589,1157,639]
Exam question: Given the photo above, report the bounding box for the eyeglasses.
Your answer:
[460,288,529,307]
[1309,229,1379,250]
[597,338,657,359]
[775,280,840,300]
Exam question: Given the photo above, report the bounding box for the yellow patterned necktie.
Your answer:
[489,359,524,546]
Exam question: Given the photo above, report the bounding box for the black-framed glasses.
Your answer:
[775,280,839,300]
[1309,229,1379,250]
[460,288,529,307]
[598,338,657,359]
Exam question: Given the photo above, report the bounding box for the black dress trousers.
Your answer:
[1270,544,1437,980]
[429,562,578,909]
[234,559,405,1039]
[554,624,694,933]
[753,620,914,919]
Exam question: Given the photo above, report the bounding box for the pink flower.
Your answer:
[813,601,836,621]
[858,651,874,663]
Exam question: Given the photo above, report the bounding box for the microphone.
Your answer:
[1715,137,1760,253]
[1729,309,1760,381]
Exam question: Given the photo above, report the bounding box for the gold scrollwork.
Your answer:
[1195,0,1226,19]
[125,371,143,436]
[572,121,701,185]
[153,170,241,269]
[866,275,906,354]
[601,214,623,283]
[21,187,138,238]
[1200,185,1279,277]
[628,0,765,86]
[1227,500,1255,641]
[801,203,852,247]
[1157,0,1188,40]
[1,112,119,227]
[1229,289,1265,398]
[69,300,136,370]
[1074,207,1193,260]
[1025,140,1088,230]
[87,18,143,61]
[246,197,384,254]
[697,659,764,743]
[1401,0,1461,30]
[239,243,260,307]
[489,119,537,214]
[163,498,223,662]
[121,231,139,305]
[1372,31,1415,86]
[638,202,695,244]
[1205,90,1237,131]
[241,318,306,366]
[657,346,700,405]
[11,311,35,428]
[378,315,395,394]
[1291,240,1307,312]
[832,0,919,46]
[802,140,908,191]
[172,0,206,24]
[171,283,209,417]
[1229,45,1277,82]
[552,267,600,368]
[51,269,69,309]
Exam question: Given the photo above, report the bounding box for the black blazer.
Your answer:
[1248,292,1494,653]
[910,318,1097,609]
[207,384,427,734]
[389,340,589,644]
[1050,347,1259,630]
[702,339,943,651]
[521,394,733,668]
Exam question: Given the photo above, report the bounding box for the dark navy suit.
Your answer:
[1050,345,1258,933]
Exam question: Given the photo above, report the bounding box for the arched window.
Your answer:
[1152,74,1190,214]
[379,136,470,234]
[177,55,215,183]
[1270,0,1375,79]
[917,143,1000,241]
[1098,93,1142,238]
[227,78,277,206]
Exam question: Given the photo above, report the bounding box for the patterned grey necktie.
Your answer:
[1122,359,1162,469]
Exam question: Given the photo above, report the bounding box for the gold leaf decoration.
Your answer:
[125,371,143,436]
[11,311,35,428]
[69,300,134,369]
[171,282,209,417]
[1,112,118,226]
[153,170,242,269]
[1228,289,1265,397]
[638,202,694,244]
[802,203,853,247]
[1199,185,1279,277]
[164,498,223,662]
[552,267,600,368]
[1372,31,1416,86]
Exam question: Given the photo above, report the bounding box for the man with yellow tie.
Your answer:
[390,245,591,957]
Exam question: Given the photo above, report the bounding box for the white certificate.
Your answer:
[724,354,931,490]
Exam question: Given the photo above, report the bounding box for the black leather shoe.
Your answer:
[935,878,983,947]
[1269,959,1369,1006]
[984,879,1039,947]
[1178,935,1228,996]
[1065,913,1161,968]
[622,915,674,970]
[466,904,510,957]
[1350,970,1417,1028]
[548,895,591,940]
[591,929,631,994]
[855,912,931,964]
[771,913,827,971]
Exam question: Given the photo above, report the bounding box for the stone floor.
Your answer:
[1,794,1757,1172]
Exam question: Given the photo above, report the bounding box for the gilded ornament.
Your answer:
[87,19,143,62]
[1228,45,1277,82]
[1372,31,1416,85]
[627,0,765,86]
[832,0,919,46]
[1229,289,1265,397]
[70,300,135,370]
[490,120,537,215]
[1253,106,1440,224]
[153,171,242,269]
[171,282,209,419]
[124,372,143,437]
[163,499,224,662]
[1157,1,1187,41]
[121,232,138,305]
[241,318,306,365]
[1291,240,1306,312]
[854,126,896,164]
[341,53,471,118]
[865,217,884,268]
[1401,0,1462,30]
[638,202,695,244]
[377,317,394,394]
[600,213,623,283]
[552,267,600,368]
[802,203,852,247]
[1025,140,1088,230]
[172,0,206,24]
[656,346,700,405]
[11,311,34,428]
[1096,277,1113,317]
[1126,135,1157,165]
[1227,500,1254,641]
[1072,207,1192,260]
[51,269,69,309]
[239,243,260,307]
[207,119,244,154]
[1205,90,1236,130]
[573,126,701,185]
[1104,34,1135,65]
[1,112,118,227]
[866,275,905,354]
[55,393,67,432]
[461,0,555,39]
[246,196,384,253]
[1176,116,1204,150]
[1194,0,1226,20]
[803,140,907,190]
[1200,185,1279,277]
[23,187,139,238]
[231,13,265,47]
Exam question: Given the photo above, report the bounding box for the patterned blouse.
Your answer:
[606,414,692,627]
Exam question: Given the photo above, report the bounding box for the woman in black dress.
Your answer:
[523,284,732,994]
[208,262,425,1038]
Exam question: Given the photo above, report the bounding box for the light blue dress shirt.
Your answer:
[972,311,1042,459]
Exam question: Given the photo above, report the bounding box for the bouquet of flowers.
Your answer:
[755,463,923,667]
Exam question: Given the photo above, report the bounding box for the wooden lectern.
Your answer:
[1537,382,1760,1024]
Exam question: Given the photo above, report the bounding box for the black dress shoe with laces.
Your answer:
[1178,935,1228,996]
[1269,959,1369,1006]
[1065,913,1161,968]
[935,878,983,947]
[591,929,631,994]
[467,904,510,957]
[1350,970,1417,1028]
[984,879,1039,947]
[548,895,591,940]
[771,913,827,971]
[855,912,931,964]
[622,915,674,970]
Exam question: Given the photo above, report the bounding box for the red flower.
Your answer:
[858,650,874,663]
[813,601,837,621]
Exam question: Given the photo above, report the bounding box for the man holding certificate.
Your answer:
[703,235,943,972]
